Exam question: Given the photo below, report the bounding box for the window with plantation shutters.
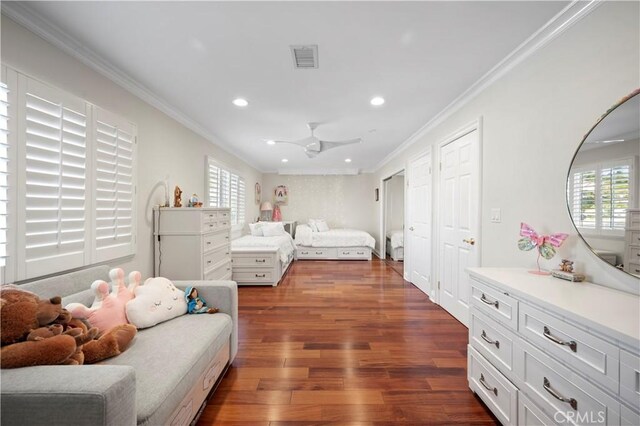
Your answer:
[0,82,9,274]
[206,157,246,226]
[569,159,634,235]
[94,107,136,262]
[4,69,137,282]
[18,77,89,280]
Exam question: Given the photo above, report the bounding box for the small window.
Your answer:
[206,157,245,226]
[569,158,634,234]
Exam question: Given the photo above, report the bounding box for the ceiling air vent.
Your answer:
[290,45,318,69]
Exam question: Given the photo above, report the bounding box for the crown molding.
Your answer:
[1,2,265,172]
[372,0,602,173]
[276,168,362,176]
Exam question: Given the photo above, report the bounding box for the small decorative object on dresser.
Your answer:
[174,185,183,207]
[188,193,203,208]
[517,222,568,275]
[552,259,585,282]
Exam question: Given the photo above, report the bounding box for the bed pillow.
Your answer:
[249,222,264,236]
[262,222,286,237]
[316,220,330,232]
[308,219,319,232]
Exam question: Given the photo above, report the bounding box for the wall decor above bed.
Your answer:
[274,185,288,205]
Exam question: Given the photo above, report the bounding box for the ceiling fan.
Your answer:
[273,122,361,158]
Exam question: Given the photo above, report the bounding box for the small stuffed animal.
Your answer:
[185,286,218,314]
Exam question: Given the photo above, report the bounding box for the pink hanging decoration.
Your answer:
[272,204,282,222]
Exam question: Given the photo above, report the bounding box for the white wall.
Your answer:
[372,2,640,294]
[261,173,377,239]
[1,16,263,279]
[385,174,405,233]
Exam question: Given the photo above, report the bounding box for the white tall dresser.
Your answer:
[624,209,640,275]
[154,207,232,281]
[467,268,640,426]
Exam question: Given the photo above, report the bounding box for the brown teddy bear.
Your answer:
[0,286,137,369]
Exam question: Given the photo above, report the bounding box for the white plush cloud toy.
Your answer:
[126,277,187,329]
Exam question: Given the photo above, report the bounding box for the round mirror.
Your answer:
[567,89,640,277]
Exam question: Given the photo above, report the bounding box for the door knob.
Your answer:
[463,238,476,245]
[409,227,415,231]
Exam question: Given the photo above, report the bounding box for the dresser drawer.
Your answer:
[297,247,336,259]
[204,245,230,271]
[629,230,640,245]
[621,403,640,426]
[628,211,640,230]
[202,210,219,223]
[468,345,518,426]
[515,340,620,426]
[337,248,370,259]
[232,252,277,267]
[233,269,274,282]
[620,350,640,409]
[519,303,619,393]
[469,308,517,381]
[626,262,640,275]
[203,231,230,250]
[204,260,231,280]
[470,279,518,331]
[519,393,557,426]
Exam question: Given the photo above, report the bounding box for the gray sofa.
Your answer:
[0,265,238,426]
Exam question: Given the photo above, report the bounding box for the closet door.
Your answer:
[407,149,432,296]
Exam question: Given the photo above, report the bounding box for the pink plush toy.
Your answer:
[67,281,129,335]
[66,269,142,335]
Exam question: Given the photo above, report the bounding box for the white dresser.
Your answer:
[154,207,232,281]
[467,268,640,426]
[624,209,640,275]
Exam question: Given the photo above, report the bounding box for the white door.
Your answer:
[438,129,480,327]
[407,150,432,296]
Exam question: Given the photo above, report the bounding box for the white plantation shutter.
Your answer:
[94,107,136,262]
[0,82,9,271]
[569,159,633,235]
[19,77,89,279]
[205,157,246,226]
[207,161,221,207]
[237,177,245,225]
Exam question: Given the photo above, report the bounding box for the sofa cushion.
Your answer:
[62,288,95,307]
[19,266,110,299]
[100,312,232,426]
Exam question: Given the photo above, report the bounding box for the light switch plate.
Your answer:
[491,208,501,223]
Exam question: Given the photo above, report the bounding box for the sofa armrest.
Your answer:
[1,365,136,426]
[173,280,238,362]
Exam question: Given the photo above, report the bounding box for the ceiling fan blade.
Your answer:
[319,138,362,150]
[273,139,308,148]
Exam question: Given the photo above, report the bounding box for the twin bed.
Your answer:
[386,229,404,261]
[230,222,376,286]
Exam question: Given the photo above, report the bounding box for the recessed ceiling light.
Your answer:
[370,96,385,106]
[281,158,288,163]
[345,158,352,163]
[266,140,276,145]
[232,98,248,107]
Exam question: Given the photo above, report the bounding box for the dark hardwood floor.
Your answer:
[385,259,404,278]
[198,258,498,425]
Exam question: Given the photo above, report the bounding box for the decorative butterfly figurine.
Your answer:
[517,223,569,260]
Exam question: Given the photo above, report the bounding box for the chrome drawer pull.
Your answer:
[316,251,323,255]
[343,251,349,255]
[543,326,577,352]
[301,251,308,255]
[480,293,499,309]
[357,252,364,255]
[543,377,577,410]
[255,259,266,263]
[255,273,266,278]
[481,330,500,348]
[479,373,497,396]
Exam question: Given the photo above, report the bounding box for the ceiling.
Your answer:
[21,1,569,173]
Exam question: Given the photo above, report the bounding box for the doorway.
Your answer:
[437,122,481,327]
[382,171,405,277]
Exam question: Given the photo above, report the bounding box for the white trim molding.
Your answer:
[371,0,602,172]
[1,2,264,172]
[277,168,361,176]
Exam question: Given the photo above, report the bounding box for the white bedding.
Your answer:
[295,225,375,249]
[387,230,404,249]
[231,234,296,263]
